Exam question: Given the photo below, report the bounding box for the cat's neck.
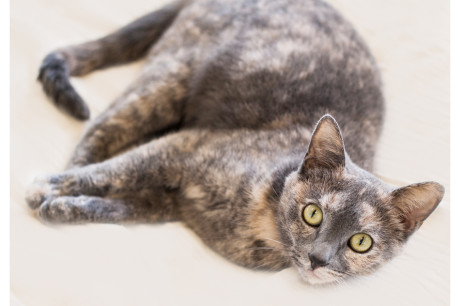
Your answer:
[247,161,299,252]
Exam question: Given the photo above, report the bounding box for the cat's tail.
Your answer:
[38,0,187,120]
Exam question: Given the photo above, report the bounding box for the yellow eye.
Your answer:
[349,233,373,253]
[302,204,323,226]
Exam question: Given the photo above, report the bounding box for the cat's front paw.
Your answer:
[38,196,90,223]
[25,176,58,209]
[38,197,72,223]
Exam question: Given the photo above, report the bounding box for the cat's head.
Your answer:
[277,115,444,285]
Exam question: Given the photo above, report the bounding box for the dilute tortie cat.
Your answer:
[26,0,444,284]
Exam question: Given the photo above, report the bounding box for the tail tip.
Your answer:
[38,52,91,121]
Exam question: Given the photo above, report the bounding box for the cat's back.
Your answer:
[168,0,383,130]
[152,0,384,169]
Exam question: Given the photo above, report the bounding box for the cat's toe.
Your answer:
[25,176,56,209]
[38,197,83,223]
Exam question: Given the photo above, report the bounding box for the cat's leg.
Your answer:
[67,58,190,168]
[36,191,177,224]
[25,131,203,222]
[28,143,179,207]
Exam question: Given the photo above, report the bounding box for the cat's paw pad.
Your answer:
[38,196,85,223]
[25,176,57,209]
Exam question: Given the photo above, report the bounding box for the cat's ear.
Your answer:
[300,115,345,175]
[390,182,444,235]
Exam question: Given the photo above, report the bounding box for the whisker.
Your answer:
[251,258,288,271]
[245,246,284,251]
[270,187,281,201]
[221,245,285,260]
[330,269,352,277]
[261,237,289,247]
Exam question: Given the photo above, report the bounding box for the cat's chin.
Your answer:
[296,266,341,285]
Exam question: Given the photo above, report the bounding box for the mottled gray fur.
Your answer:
[27,0,444,284]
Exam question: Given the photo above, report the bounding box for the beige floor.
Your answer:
[11,0,449,305]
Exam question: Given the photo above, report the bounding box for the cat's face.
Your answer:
[277,115,444,285]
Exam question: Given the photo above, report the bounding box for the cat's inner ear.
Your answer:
[301,115,345,174]
[390,182,444,234]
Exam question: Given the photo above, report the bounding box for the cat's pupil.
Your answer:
[359,237,364,245]
[311,209,317,218]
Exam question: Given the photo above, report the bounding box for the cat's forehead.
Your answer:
[316,192,345,210]
[303,175,388,212]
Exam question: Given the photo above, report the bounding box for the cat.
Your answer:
[26,0,444,285]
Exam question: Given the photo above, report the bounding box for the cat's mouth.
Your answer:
[291,256,345,285]
[296,266,338,285]
[305,269,323,281]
